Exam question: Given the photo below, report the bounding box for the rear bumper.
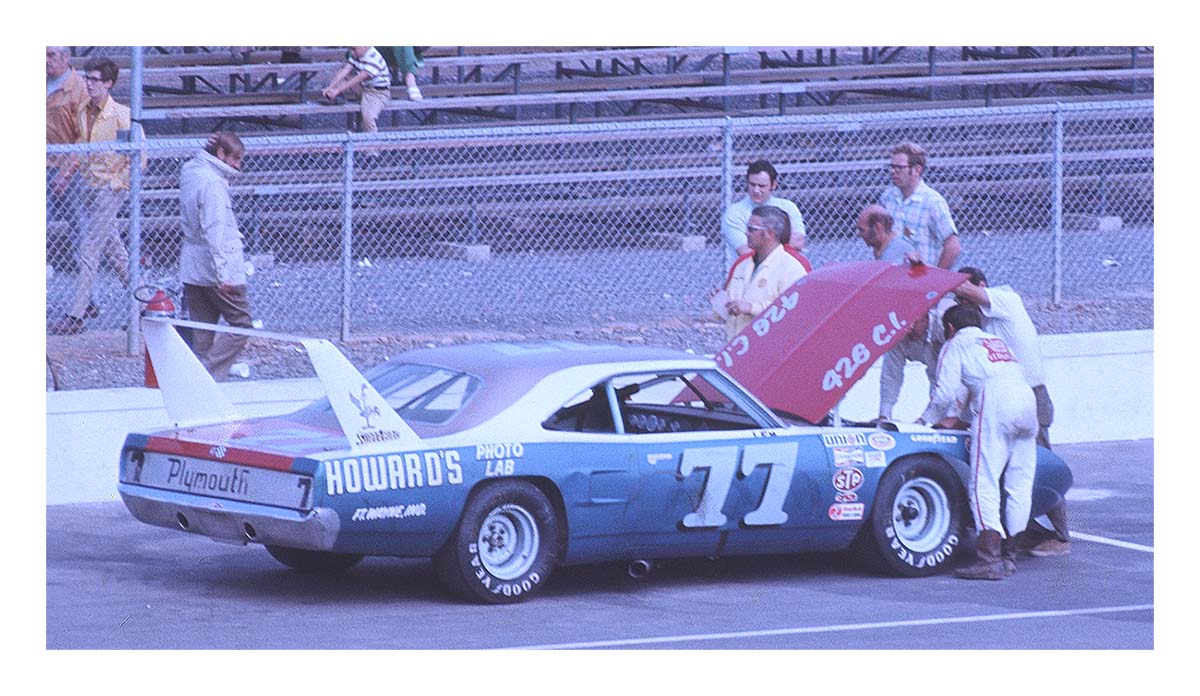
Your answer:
[119,483,341,551]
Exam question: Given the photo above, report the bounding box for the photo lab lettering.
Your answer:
[477,442,525,477]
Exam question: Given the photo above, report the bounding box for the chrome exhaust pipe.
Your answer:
[627,559,654,579]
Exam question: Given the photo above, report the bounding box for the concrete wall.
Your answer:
[46,330,1152,506]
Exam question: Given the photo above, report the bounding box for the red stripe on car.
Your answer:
[144,436,296,472]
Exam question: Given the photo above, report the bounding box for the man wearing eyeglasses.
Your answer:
[880,142,961,270]
[50,57,140,335]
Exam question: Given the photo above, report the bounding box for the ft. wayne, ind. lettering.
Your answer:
[324,449,463,495]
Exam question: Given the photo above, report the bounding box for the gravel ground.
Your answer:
[45,288,1153,392]
[45,316,732,392]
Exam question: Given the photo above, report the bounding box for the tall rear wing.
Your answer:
[141,317,421,451]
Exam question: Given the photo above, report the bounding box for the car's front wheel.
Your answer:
[435,480,561,604]
[854,455,966,577]
[265,545,364,573]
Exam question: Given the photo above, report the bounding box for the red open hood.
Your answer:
[719,260,966,423]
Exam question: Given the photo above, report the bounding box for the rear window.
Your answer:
[302,362,481,425]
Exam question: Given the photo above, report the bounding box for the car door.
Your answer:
[609,370,835,558]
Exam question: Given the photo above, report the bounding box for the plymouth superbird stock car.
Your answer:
[119,318,1072,603]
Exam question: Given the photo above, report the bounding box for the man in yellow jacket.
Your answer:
[51,57,141,335]
[715,205,808,341]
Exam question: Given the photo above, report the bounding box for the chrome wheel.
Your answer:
[891,476,952,553]
[476,503,540,580]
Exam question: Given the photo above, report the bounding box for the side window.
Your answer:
[542,385,616,433]
[543,371,776,434]
[615,372,762,433]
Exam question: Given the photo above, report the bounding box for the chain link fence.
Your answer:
[46,99,1153,347]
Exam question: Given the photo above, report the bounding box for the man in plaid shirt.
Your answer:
[880,142,962,270]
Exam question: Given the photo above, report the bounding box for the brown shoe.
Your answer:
[1028,538,1071,557]
[1001,534,1020,577]
[49,315,85,335]
[955,530,1006,580]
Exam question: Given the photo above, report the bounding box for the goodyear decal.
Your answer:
[822,433,867,448]
[910,433,961,445]
[324,450,463,496]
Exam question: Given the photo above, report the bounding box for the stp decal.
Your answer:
[833,467,864,493]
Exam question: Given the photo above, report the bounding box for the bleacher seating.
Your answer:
[69,46,1153,135]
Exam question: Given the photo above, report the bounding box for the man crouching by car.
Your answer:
[919,303,1038,580]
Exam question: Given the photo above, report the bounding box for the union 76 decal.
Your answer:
[677,442,798,528]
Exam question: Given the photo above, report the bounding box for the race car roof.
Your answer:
[382,341,715,436]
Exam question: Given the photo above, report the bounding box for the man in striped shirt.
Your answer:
[880,142,962,269]
[322,47,392,133]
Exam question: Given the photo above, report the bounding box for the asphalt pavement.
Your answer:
[45,439,1153,652]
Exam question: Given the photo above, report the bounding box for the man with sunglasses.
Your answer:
[880,142,961,270]
[716,205,807,341]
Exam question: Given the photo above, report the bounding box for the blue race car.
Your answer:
[119,325,1071,604]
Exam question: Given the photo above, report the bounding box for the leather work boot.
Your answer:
[1001,534,1020,577]
[955,530,1006,580]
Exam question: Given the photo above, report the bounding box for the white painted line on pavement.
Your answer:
[1072,531,1154,553]
[510,604,1154,650]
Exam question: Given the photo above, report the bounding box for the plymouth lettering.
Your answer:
[166,457,251,496]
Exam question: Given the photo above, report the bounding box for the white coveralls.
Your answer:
[922,326,1038,537]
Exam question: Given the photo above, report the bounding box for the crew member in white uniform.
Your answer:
[952,267,1070,559]
[920,303,1038,580]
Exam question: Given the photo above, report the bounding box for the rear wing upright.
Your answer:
[141,317,421,451]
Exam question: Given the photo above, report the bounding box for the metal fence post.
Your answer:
[720,118,734,272]
[126,46,144,355]
[341,138,354,341]
[721,117,734,207]
[1052,103,1064,306]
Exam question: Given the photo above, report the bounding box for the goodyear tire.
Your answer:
[855,456,966,577]
[265,545,364,573]
[434,480,561,604]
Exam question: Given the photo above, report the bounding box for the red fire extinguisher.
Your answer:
[142,289,175,388]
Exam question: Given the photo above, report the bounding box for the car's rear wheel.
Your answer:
[434,480,561,604]
[854,455,966,577]
[265,545,364,573]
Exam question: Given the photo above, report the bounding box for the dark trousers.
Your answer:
[184,283,252,381]
[1028,383,1069,541]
